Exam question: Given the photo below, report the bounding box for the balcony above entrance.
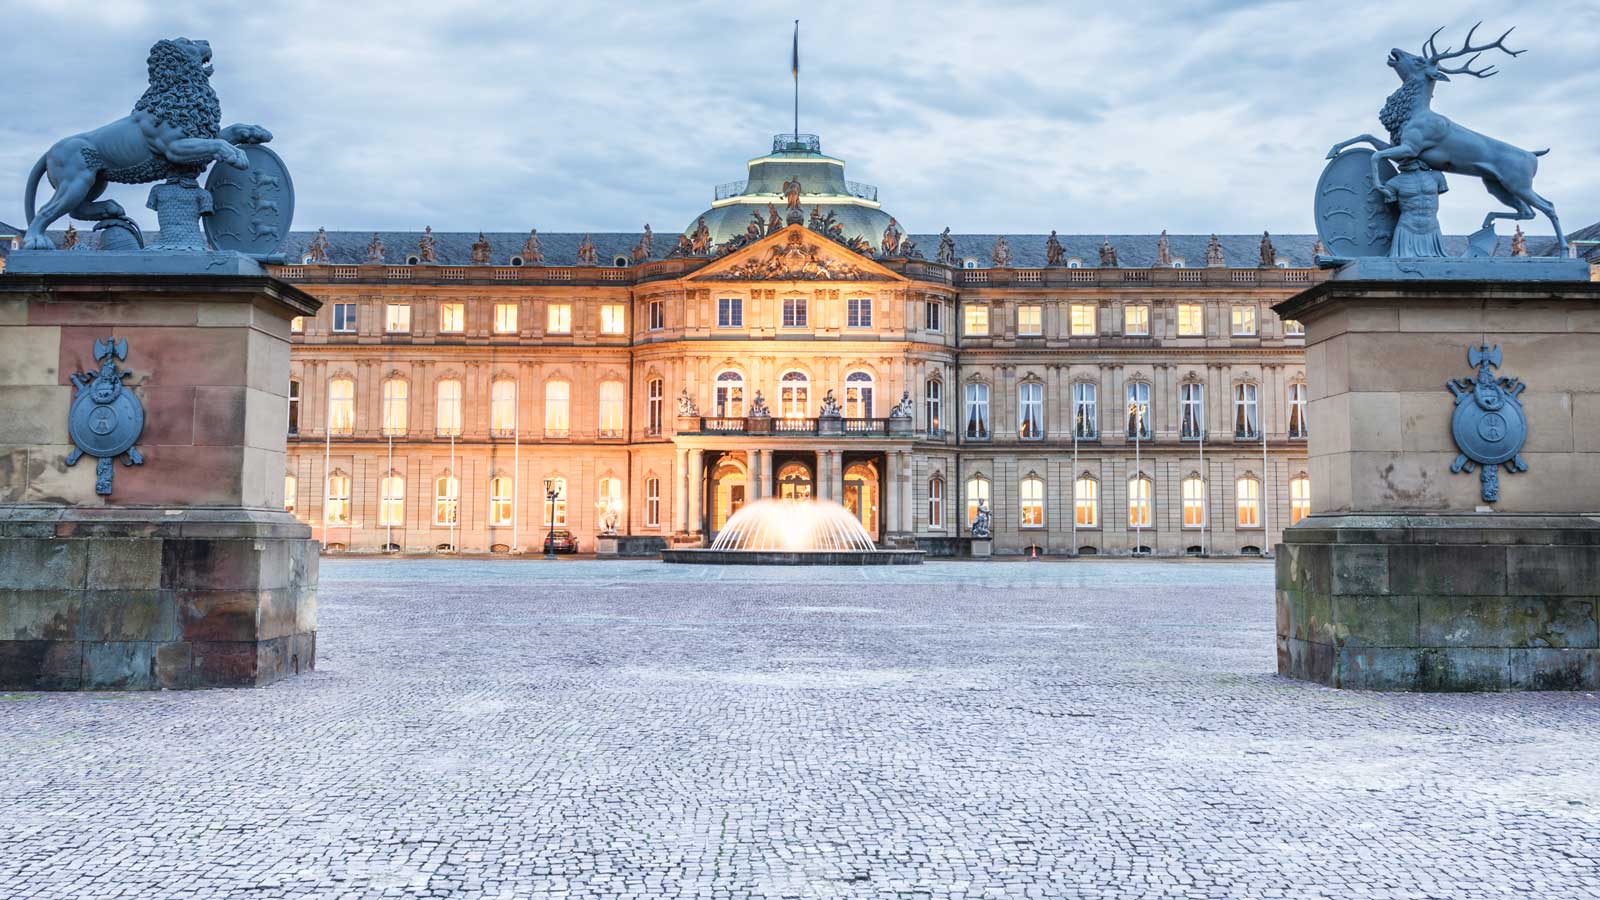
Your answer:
[679,415,916,438]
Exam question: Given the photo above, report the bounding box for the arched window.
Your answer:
[965,382,990,439]
[381,378,408,436]
[925,379,943,435]
[490,379,517,436]
[543,476,568,526]
[645,476,661,527]
[327,377,354,435]
[779,371,809,418]
[325,471,351,524]
[1234,383,1259,438]
[1072,382,1098,438]
[844,371,874,418]
[1020,475,1045,527]
[380,474,405,526]
[435,379,463,436]
[1180,382,1205,439]
[287,379,301,435]
[927,476,944,529]
[597,476,622,523]
[434,474,459,526]
[1128,476,1153,528]
[646,377,664,435]
[598,381,625,437]
[1018,382,1044,439]
[544,380,570,437]
[489,476,514,526]
[1074,476,1098,527]
[1182,476,1206,527]
[966,475,990,526]
[1290,475,1311,524]
[284,474,297,515]
[1236,477,1261,528]
[715,370,745,418]
[1288,383,1309,439]
[1126,382,1151,439]
[1067,258,1082,269]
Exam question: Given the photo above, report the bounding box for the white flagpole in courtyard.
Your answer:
[1198,393,1206,557]
[386,432,393,552]
[1071,397,1079,557]
[450,431,457,553]
[513,385,520,554]
[1261,387,1271,558]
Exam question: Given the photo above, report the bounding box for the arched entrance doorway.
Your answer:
[710,455,747,533]
[842,460,881,538]
[776,460,813,499]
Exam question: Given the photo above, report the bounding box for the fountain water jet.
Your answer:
[663,498,923,565]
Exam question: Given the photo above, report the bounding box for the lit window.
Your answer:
[287,380,301,435]
[1072,383,1097,439]
[965,382,990,439]
[844,371,874,419]
[290,316,305,334]
[331,303,357,333]
[284,474,297,515]
[1070,303,1095,336]
[782,297,808,328]
[1236,477,1261,527]
[381,378,408,435]
[1178,303,1204,336]
[325,473,351,524]
[645,477,661,527]
[1180,383,1205,440]
[1074,477,1098,527]
[380,475,405,526]
[434,475,459,526]
[847,297,873,328]
[1018,382,1044,439]
[1128,477,1153,528]
[543,476,568,526]
[1018,305,1042,336]
[436,379,462,436]
[779,371,809,418]
[385,303,411,333]
[1182,476,1206,527]
[1126,382,1151,439]
[1284,318,1305,336]
[1020,475,1045,527]
[648,299,665,331]
[646,378,664,435]
[1124,305,1149,335]
[717,297,743,328]
[1288,383,1309,439]
[1234,383,1259,438]
[964,305,989,336]
[327,377,354,435]
[547,303,572,334]
[600,303,626,334]
[597,476,622,526]
[439,302,464,334]
[924,379,942,435]
[1290,476,1311,524]
[491,380,517,436]
[928,477,944,529]
[598,381,625,436]
[966,476,990,526]
[925,300,942,332]
[489,476,514,527]
[715,371,745,418]
[493,302,518,334]
[1231,304,1258,336]
[544,380,570,437]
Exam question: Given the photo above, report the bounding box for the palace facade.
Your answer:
[276,133,1332,556]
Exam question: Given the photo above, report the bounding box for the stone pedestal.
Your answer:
[595,534,668,559]
[970,538,993,559]
[1273,275,1600,691]
[0,272,321,690]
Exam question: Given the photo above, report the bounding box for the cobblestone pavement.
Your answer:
[4,559,1600,899]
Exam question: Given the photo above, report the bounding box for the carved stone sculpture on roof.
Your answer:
[900,236,921,259]
[1511,225,1528,256]
[1045,230,1063,266]
[1205,234,1225,267]
[576,233,598,266]
[847,235,874,256]
[670,233,693,257]
[522,228,545,264]
[61,224,79,250]
[880,217,902,257]
[418,226,437,263]
[1098,238,1118,267]
[631,224,653,262]
[746,214,763,243]
[1311,238,1328,258]
[767,204,782,235]
[1155,230,1172,267]
[808,205,824,230]
[936,227,956,266]
[690,217,711,255]
[1258,231,1276,267]
[305,226,330,264]
[366,232,385,263]
[782,175,803,210]
[991,236,1012,268]
[470,231,492,265]
[707,228,881,282]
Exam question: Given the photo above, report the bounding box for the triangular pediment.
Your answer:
[688,225,903,283]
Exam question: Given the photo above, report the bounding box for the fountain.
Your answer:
[662,498,924,565]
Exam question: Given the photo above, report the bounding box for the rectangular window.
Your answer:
[331,302,357,333]
[547,303,572,335]
[1020,477,1045,527]
[290,316,305,334]
[600,303,626,334]
[490,380,517,436]
[1126,382,1151,439]
[436,381,462,436]
[1075,478,1099,528]
[1237,478,1261,528]
[385,303,411,333]
[1183,478,1206,528]
[1231,304,1258,336]
[1291,477,1311,524]
[966,477,989,527]
[647,379,664,435]
[1178,303,1205,336]
[924,380,942,435]
[1070,303,1095,336]
[1288,383,1309,439]
[325,474,351,525]
[543,478,568,526]
[1180,383,1205,439]
[847,297,873,328]
[1124,305,1149,335]
[493,302,518,334]
[489,477,513,527]
[782,297,808,328]
[648,299,665,331]
[438,302,465,334]
[285,474,297,515]
[717,297,743,328]
[382,379,408,435]
[287,380,301,435]
[544,382,570,437]
[1128,478,1152,528]
[1234,383,1259,438]
[1283,318,1305,336]
[327,379,354,435]
[1018,304,1042,336]
[646,477,661,527]
[965,383,990,440]
[928,478,944,528]
[434,477,459,527]
[964,305,989,336]
[925,299,942,332]
[1018,382,1044,439]
[598,382,625,436]
[1072,382,1097,439]
[379,475,404,527]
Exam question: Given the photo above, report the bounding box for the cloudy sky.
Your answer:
[2,0,1593,238]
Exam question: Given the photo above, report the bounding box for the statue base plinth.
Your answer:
[4,249,266,277]
[596,534,667,559]
[1323,255,1589,282]
[969,538,993,559]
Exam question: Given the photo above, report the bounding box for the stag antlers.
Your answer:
[1424,22,1524,78]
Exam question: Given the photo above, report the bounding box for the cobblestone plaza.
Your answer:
[4,559,1600,899]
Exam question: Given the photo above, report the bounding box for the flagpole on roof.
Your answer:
[792,20,799,139]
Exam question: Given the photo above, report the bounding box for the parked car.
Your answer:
[543,529,578,554]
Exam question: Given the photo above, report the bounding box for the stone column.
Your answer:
[830,450,845,504]
[814,451,829,501]
[748,449,763,500]
[883,450,899,534]
[687,448,704,535]
[674,446,689,531]
[900,450,915,533]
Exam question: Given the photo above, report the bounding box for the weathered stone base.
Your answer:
[0,507,318,690]
[596,535,668,559]
[1277,514,1600,691]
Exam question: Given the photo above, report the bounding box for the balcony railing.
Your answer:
[714,177,879,203]
[688,416,911,437]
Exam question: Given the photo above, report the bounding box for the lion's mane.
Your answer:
[132,39,221,141]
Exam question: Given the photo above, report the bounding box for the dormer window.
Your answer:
[1067,258,1082,268]
[510,256,525,267]
[613,256,629,267]
[962,258,978,270]
[405,255,420,265]
[1172,259,1186,268]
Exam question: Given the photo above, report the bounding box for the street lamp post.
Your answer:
[543,477,560,560]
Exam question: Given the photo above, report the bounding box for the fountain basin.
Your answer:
[662,498,924,565]
[662,548,924,565]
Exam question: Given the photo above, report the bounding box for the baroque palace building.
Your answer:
[269,132,1339,556]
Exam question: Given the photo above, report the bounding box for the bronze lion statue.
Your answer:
[20,37,272,250]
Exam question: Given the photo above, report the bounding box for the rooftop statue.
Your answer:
[305,227,331,264]
[782,176,803,210]
[576,234,598,266]
[1259,231,1277,267]
[470,232,492,265]
[20,38,275,252]
[366,232,385,263]
[631,224,653,262]
[1098,238,1118,267]
[880,217,902,257]
[418,226,437,263]
[1511,225,1528,256]
[767,204,782,235]
[1205,234,1225,267]
[690,217,711,255]
[62,224,80,250]
[936,227,956,266]
[991,236,1012,268]
[1322,23,1565,256]
[1156,230,1172,267]
[522,228,544,264]
[1045,230,1064,266]
[900,236,921,259]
